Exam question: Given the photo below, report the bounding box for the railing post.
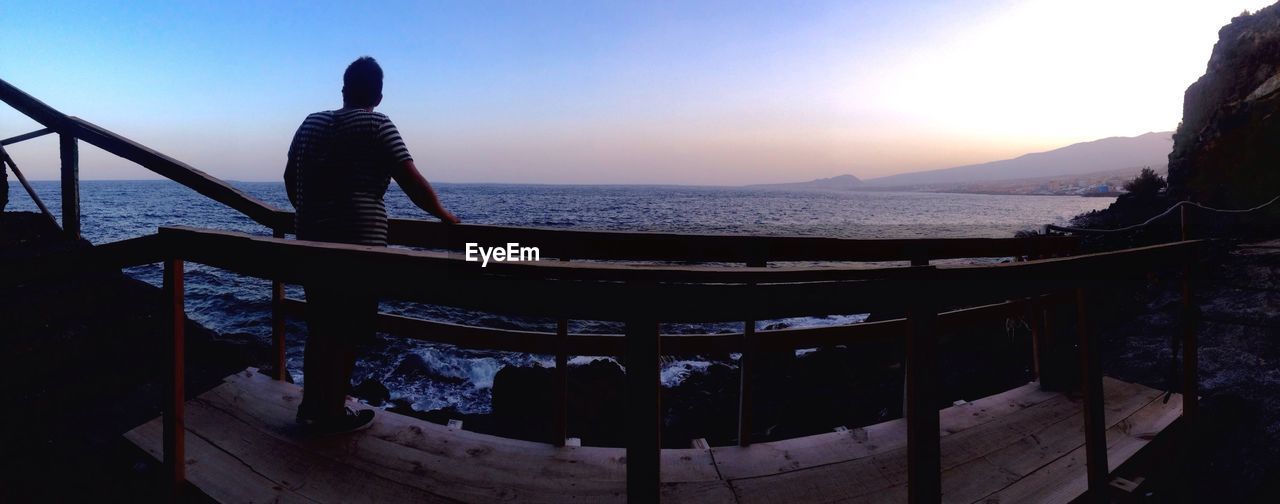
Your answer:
[625,318,661,503]
[0,147,58,226]
[1076,287,1108,502]
[738,257,766,447]
[738,318,756,446]
[1029,295,1044,381]
[1181,246,1199,426]
[905,290,940,504]
[163,258,186,497]
[554,257,570,446]
[59,133,79,239]
[271,228,288,381]
[1180,203,1190,241]
[903,255,929,431]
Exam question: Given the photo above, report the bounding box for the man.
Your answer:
[285,56,459,434]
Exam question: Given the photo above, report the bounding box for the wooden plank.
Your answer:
[67,118,283,229]
[712,382,1058,480]
[59,133,79,239]
[225,369,724,483]
[0,127,54,146]
[185,398,453,502]
[937,381,1060,435]
[937,395,1082,471]
[169,225,937,285]
[161,226,930,321]
[130,369,1176,504]
[160,226,1199,323]
[124,419,314,503]
[976,381,1160,482]
[0,77,71,128]
[378,218,1080,263]
[91,234,165,267]
[725,378,1165,504]
[935,381,1161,503]
[276,294,1072,359]
[978,393,1183,504]
[213,369,728,501]
[208,375,631,501]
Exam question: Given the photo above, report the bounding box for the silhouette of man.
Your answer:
[285,56,459,433]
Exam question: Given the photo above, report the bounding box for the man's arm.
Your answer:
[392,159,459,224]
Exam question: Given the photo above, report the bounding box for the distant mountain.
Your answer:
[748,174,863,190]
[864,132,1173,188]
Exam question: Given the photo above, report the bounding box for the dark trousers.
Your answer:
[297,282,378,419]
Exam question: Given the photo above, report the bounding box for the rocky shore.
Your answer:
[373,315,1040,449]
[0,211,275,502]
[1096,239,1280,502]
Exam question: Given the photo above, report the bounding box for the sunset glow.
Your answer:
[1,0,1273,184]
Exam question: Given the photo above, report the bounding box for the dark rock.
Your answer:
[351,379,390,405]
[662,363,739,446]
[490,359,628,446]
[1169,6,1280,210]
[1076,7,1280,245]
[0,212,272,500]
[481,324,1038,449]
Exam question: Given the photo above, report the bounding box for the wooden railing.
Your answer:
[0,78,286,236]
[136,226,1200,503]
[1,76,1201,503]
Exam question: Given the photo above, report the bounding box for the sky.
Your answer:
[1,0,1275,184]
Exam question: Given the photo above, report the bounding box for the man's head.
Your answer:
[342,56,383,109]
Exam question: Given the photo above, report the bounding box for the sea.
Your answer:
[5,180,1113,414]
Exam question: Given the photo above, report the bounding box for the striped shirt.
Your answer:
[284,108,413,246]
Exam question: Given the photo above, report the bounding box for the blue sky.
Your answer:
[1,0,1273,184]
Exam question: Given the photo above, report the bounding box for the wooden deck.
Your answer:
[126,369,1182,503]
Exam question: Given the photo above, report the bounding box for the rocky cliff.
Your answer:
[1169,5,1280,207]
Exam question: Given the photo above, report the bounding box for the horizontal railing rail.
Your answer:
[280,292,1077,356]
[376,217,1079,263]
[155,226,1155,322]
[138,226,1201,503]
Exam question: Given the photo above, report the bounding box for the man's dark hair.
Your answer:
[343,56,383,107]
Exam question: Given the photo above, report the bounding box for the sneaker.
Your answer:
[297,407,375,435]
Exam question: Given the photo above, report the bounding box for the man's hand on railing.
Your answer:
[392,160,460,226]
